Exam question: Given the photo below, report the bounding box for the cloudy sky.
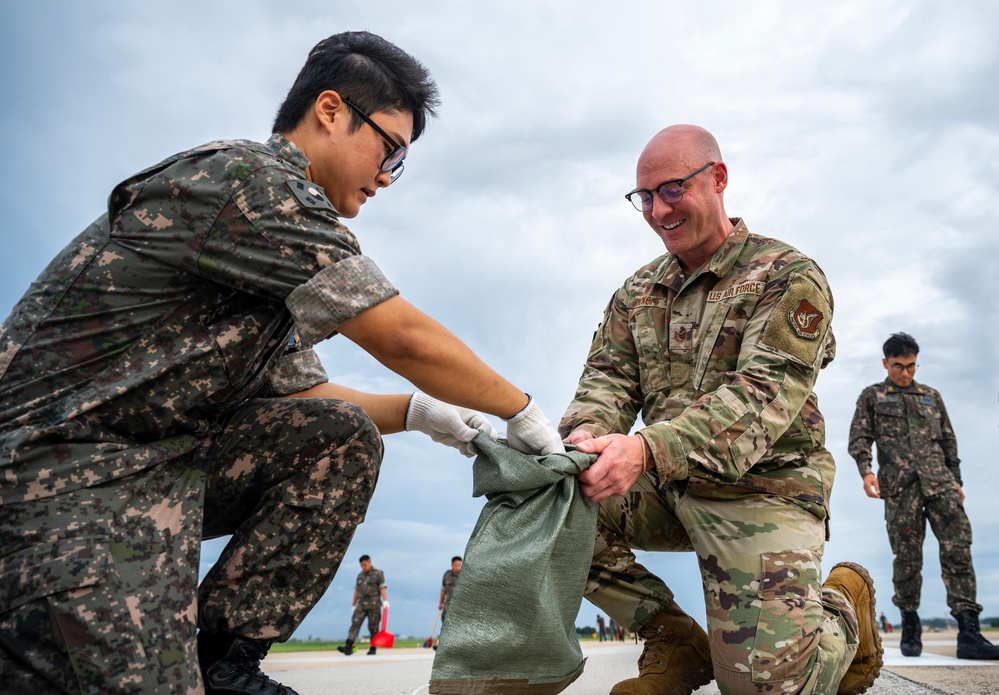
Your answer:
[2,1,998,641]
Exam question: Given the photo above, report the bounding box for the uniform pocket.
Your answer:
[749,549,823,683]
[631,307,671,395]
[873,401,905,438]
[0,535,110,612]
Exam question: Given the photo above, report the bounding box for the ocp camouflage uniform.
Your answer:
[0,134,393,692]
[440,568,458,621]
[560,219,860,695]
[848,380,980,616]
[348,568,386,642]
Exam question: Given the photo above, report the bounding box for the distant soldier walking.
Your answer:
[339,555,387,656]
[439,556,462,623]
[849,332,999,660]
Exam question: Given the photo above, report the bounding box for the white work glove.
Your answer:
[503,396,566,455]
[405,392,498,457]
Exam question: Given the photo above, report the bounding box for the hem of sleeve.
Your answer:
[286,255,398,346]
[638,424,689,484]
[266,348,329,396]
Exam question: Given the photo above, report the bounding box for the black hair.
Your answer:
[883,332,920,359]
[273,31,440,141]
[451,556,462,563]
[359,554,371,563]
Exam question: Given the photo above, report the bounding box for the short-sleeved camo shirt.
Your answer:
[0,134,398,504]
[441,569,458,607]
[356,568,386,609]
[560,219,836,519]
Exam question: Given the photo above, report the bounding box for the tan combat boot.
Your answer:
[822,562,883,695]
[610,602,714,695]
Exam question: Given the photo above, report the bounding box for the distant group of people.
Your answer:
[596,615,627,642]
[1,27,995,695]
[335,554,461,655]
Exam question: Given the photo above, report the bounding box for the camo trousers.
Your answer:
[585,472,859,695]
[347,601,382,642]
[884,483,981,615]
[0,397,382,694]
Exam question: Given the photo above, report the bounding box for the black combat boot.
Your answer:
[899,611,922,657]
[956,611,999,660]
[367,646,377,655]
[198,632,299,695]
[336,639,354,655]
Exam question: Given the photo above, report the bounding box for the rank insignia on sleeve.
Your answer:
[287,180,336,213]
[788,298,823,340]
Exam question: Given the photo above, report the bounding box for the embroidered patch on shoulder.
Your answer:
[287,179,336,213]
[788,298,823,339]
[759,273,831,366]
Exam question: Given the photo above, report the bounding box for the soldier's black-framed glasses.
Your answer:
[625,162,715,212]
[888,361,918,373]
[343,98,407,183]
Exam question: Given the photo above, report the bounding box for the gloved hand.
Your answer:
[503,396,566,455]
[405,392,498,457]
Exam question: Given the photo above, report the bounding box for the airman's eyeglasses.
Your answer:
[625,162,715,212]
[888,361,918,373]
[343,98,407,183]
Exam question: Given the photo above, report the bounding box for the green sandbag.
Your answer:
[429,434,598,695]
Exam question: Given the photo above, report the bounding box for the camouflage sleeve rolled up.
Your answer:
[560,221,836,503]
[262,345,329,396]
[848,388,876,477]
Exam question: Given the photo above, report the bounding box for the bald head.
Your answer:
[633,124,732,271]
[639,125,722,176]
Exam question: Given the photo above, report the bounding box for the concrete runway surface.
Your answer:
[263,631,999,695]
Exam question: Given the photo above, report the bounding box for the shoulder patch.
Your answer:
[286,179,337,214]
[788,298,823,339]
[759,273,832,366]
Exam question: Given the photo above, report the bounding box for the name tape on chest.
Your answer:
[707,281,764,302]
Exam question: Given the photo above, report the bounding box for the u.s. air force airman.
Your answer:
[560,124,882,695]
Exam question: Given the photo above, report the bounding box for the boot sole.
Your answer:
[609,662,714,695]
[830,562,883,695]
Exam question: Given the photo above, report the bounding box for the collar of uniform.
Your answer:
[266,132,311,173]
[654,217,747,291]
[704,218,749,278]
[883,377,921,392]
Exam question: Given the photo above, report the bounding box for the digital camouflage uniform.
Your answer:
[0,134,394,693]
[560,219,860,695]
[848,380,980,616]
[440,568,459,621]
[347,568,386,642]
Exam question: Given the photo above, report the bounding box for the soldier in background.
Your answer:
[0,31,564,694]
[560,124,883,695]
[338,555,387,656]
[439,556,462,624]
[848,332,999,660]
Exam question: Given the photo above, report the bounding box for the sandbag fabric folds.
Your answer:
[429,433,598,694]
